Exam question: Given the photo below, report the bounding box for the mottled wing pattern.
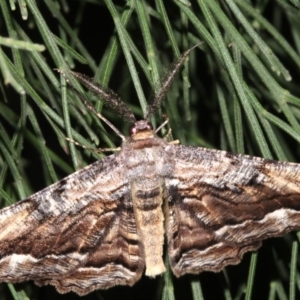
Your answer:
[166,145,300,276]
[0,155,144,295]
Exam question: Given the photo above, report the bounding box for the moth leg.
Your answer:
[66,137,121,153]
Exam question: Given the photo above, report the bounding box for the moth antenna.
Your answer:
[58,78,127,141]
[60,70,136,123]
[145,44,200,119]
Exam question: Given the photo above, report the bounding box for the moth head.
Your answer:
[129,120,154,140]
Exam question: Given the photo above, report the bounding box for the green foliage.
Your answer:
[1,0,300,299]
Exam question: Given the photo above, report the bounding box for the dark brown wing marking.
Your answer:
[35,193,144,295]
[0,154,144,295]
[166,145,300,276]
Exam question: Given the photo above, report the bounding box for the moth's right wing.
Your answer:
[165,145,300,276]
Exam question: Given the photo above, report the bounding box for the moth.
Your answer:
[1,47,300,296]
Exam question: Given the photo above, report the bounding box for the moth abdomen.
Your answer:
[131,181,166,277]
[133,187,162,211]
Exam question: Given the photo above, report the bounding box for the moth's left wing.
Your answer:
[165,145,300,276]
[35,190,144,295]
[0,155,144,295]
